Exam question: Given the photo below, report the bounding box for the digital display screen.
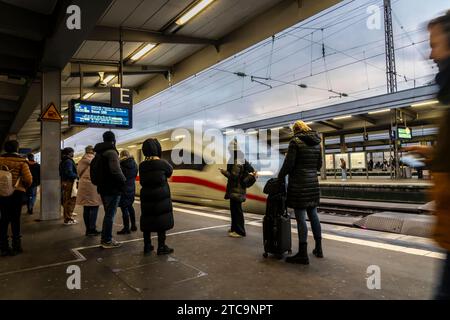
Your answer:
[398,127,412,139]
[69,100,132,129]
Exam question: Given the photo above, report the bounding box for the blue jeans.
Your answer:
[27,186,37,212]
[101,195,121,243]
[294,207,322,244]
[341,169,347,180]
[83,206,99,233]
[435,251,450,300]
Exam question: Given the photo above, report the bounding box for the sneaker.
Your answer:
[72,213,78,217]
[157,245,174,255]
[228,231,243,238]
[101,240,122,249]
[117,228,131,235]
[64,219,78,226]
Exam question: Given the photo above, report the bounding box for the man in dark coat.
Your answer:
[117,150,138,234]
[220,144,255,238]
[278,120,323,265]
[139,138,174,256]
[92,131,126,249]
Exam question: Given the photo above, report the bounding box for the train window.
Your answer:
[161,149,206,171]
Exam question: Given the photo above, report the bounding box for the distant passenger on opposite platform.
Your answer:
[139,138,174,256]
[278,120,323,265]
[0,140,32,256]
[26,153,40,215]
[59,147,78,226]
[403,10,450,300]
[92,131,126,249]
[117,150,138,235]
[220,140,256,238]
[76,145,102,236]
[340,158,347,180]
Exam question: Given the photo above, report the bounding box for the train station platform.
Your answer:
[0,201,443,300]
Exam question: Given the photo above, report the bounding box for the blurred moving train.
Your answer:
[75,128,283,214]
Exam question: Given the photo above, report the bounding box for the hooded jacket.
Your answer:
[139,139,174,232]
[0,153,32,193]
[76,153,102,207]
[221,150,255,203]
[278,131,322,209]
[119,156,138,208]
[59,155,77,182]
[93,142,126,196]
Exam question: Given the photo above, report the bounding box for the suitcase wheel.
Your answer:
[263,252,268,258]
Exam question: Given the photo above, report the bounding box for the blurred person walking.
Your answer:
[404,11,450,300]
[278,120,323,265]
[0,140,32,256]
[139,138,174,256]
[76,146,102,236]
[117,150,138,235]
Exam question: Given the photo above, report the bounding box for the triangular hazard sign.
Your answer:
[40,103,62,122]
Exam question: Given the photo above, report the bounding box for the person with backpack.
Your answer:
[76,145,102,236]
[278,120,323,265]
[0,140,33,256]
[117,150,138,235]
[91,131,126,249]
[60,147,78,225]
[26,153,40,215]
[139,138,174,256]
[220,141,256,238]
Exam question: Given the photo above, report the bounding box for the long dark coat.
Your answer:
[119,157,138,208]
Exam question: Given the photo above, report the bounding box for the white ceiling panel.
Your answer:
[99,0,146,27]
[73,41,109,60]
[121,0,170,28]
[141,0,193,31]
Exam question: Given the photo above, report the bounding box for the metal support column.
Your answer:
[384,0,397,94]
[40,70,62,221]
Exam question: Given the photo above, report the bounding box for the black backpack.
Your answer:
[90,154,105,186]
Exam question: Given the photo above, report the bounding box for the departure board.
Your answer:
[69,100,132,129]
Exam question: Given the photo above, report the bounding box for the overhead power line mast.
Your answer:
[384,0,397,94]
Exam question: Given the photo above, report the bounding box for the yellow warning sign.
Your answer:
[40,103,63,122]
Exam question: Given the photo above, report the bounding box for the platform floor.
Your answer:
[0,201,444,300]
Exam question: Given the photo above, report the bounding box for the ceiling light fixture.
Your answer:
[82,92,94,99]
[130,43,157,61]
[411,100,439,107]
[368,108,391,114]
[333,115,352,121]
[103,74,116,84]
[175,0,215,26]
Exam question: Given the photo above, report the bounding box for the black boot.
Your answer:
[157,245,174,255]
[11,238,23,256]
[130,225,137,232]
[117,228,131,235]
[286,243,309,265]
[143,240,154,256]
[1,239,11,257]
[313,238,324,258]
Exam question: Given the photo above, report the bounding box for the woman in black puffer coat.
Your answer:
[117,150,138,234]
[139,138,174,256]
[278,120,323,265]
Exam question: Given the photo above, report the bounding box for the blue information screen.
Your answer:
[69,100,132,129]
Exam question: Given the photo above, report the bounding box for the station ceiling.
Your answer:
[0,0,341,150]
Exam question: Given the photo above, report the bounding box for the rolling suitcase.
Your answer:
[262,179,292,258]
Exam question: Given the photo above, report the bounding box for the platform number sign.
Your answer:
[111,87,133,108]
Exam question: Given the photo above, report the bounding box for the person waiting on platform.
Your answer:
[403,10,450,300]
[26,153,40,215]
[340,158,347,180]
[0,140,32,256]
[76,145,102,236]
[278,120,323,265]
[220,141,256,238]
[92,131,126,249]
[117,150,138,235]
[59,147,78,226]
[139,138,174,256]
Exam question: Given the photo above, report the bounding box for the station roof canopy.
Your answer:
[0,0,342,150]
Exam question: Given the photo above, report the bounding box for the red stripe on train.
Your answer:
[169,175,267,203]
